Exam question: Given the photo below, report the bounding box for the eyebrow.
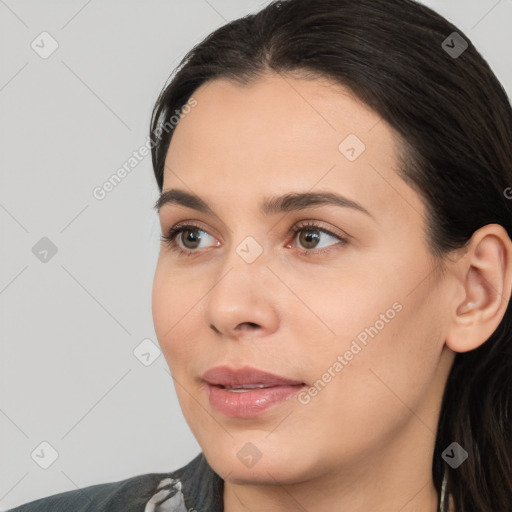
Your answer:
[154,188,374,219]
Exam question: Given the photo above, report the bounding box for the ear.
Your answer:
[446,224,512,353]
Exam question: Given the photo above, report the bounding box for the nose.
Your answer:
[203,245,280,341]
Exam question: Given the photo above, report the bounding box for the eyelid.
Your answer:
[169,220,218,240]
[286,220,350,241]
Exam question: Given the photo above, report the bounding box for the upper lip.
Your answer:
[201,365,305,387]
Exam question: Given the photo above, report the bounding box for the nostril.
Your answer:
[210,324,221,334]
[238,322,259,330]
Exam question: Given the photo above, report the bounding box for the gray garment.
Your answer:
[6,453,224,512]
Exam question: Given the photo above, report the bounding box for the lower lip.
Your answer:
[206,383,305,418]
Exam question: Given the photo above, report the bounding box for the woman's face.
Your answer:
[152,73,455,485]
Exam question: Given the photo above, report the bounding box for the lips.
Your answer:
[201,366,306,418]
[201,365,305,388]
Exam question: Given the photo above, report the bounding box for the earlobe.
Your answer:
[445,224,512,354]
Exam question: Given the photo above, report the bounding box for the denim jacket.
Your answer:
[7,453,224,512]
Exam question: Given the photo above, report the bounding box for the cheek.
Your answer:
[345,289,442,413]
[152,265,172,345]
[151,262,201,369]
[299,258,443,408]
[296,299,442,461]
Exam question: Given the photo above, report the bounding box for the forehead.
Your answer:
[162,73,425,225]
[167,73,387,165]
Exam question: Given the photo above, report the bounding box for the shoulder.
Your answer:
[6,453,223,512]
[6,471,167,512]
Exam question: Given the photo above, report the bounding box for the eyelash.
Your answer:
[160,221,349,257]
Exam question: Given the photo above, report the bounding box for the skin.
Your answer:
[152,72,512,512]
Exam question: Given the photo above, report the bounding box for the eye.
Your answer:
[160,220,348,256]
[160,222,219,255]
[288,221,348,255]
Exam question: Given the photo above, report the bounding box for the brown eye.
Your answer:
[298,229,322,249]
[180,228,202,249]
[291,223,346,252]
[160,224,217,254]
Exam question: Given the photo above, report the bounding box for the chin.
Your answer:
[204,444,315,486]
[220,464,308,486]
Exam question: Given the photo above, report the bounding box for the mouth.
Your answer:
[214,383,283,392]
[201,365,305,387]
[201,365,306,417]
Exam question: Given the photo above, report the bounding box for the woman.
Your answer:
[9,0,512,510]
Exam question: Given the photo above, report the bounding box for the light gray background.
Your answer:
[1,0,511,509]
